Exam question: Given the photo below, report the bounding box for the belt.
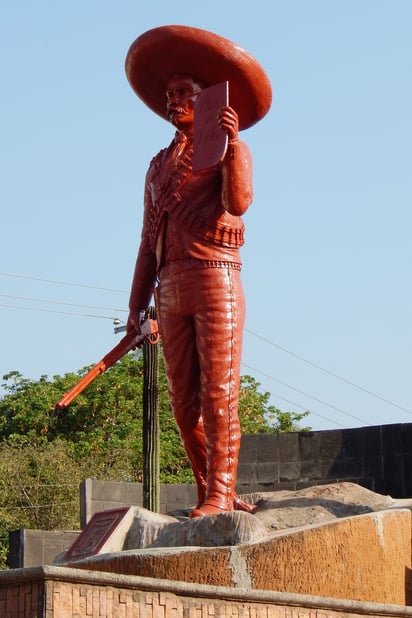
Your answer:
[158,259,241,280]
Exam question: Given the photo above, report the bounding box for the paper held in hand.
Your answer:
[192,81,229,172]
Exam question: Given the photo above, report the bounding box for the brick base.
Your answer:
[1,565,412,618]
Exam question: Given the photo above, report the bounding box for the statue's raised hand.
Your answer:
[218,105,239,142]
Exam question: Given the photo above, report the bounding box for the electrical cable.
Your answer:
[0,303,116,320]
[245,328,412,416]
[245,382,348,429]
[0,293,127,314]
[241,361,369,426]
[0,271,127,294]
[0,502,78,511]
[2,271,410,422]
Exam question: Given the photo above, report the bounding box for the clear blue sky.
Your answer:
[1,1,411,431]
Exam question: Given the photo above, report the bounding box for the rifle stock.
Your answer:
[55,317,158,410]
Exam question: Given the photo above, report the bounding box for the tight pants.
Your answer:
[155,265,245,512]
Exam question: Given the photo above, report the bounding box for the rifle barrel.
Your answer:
[55,328,156,410]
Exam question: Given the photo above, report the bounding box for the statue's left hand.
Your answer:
[218,106,239,142]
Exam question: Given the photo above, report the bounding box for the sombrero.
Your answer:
[125,25,272,131]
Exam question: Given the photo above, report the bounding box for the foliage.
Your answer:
[0,437,82,570]
[0,348,310,569]
[238,375,310,433]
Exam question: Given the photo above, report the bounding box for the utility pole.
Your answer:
[142,306,160,512]
[114,307,160,512]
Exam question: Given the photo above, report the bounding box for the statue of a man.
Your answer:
[125,25,271,517]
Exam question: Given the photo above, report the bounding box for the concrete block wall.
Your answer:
[80,479,198,527]
[7,530,79,569]
[237,423,412,497]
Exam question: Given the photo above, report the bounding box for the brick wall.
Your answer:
[1,565,412,617]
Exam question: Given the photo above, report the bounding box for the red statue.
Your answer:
[125,25,272,518]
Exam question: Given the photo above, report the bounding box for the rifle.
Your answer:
[55,312,159,410]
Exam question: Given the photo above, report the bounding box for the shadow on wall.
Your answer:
[406,567,412,605]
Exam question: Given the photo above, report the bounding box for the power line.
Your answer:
[245,328,412,416]
[0,293,127,314]
[0,501,78,511]
[260,389,348,429]
[0,307,403,425]
[0,303,116,321]
[8,483,78,489]
[242,377,348,429]
[2,271,410,420]
[241,361,369,426]
[0,271,127,294]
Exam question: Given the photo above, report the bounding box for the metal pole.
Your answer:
[142,306,160,512]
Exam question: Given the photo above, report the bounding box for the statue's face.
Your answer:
[166,75,202,130]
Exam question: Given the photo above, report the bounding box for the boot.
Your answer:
[181,421,256,514]
[189,409,241,518]
[179,418,208,508]
[234,496,258,514]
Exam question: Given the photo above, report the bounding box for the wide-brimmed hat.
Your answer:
[125,25,272,131]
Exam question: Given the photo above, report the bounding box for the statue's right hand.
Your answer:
[126,309,143,336]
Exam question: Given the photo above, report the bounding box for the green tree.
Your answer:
[0,436,83,570]
[238,375,310,433]
[0,355,310,483]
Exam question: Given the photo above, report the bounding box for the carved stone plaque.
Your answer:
[62,507,134,562]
